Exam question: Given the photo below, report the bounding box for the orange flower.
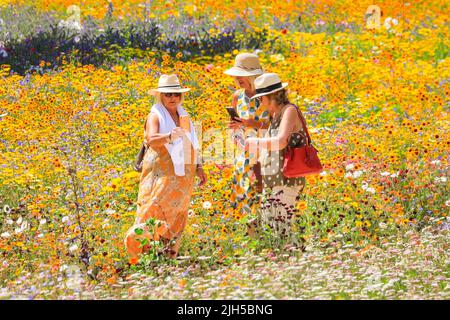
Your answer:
[51,263,60,273]
[107,276,117,285]
[128,257,139,265]
[296,201,307,211]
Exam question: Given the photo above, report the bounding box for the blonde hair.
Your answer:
[233,75,259,92]
[153,91,185,106]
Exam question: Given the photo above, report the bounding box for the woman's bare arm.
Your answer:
[247,105,300,151]
[145,113,171,147]
[231,90,239,110]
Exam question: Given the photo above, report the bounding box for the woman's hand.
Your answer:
[228,120,244,130]
[228,118,263,130]
[170,127,186,141]
[235,118,262,129]
[233,134,245,148]
[196,166,207,186]
[244,137,258,151]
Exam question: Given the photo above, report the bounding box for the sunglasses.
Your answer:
[162,92,182,97]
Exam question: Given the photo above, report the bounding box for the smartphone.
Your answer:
[225,107,242,122]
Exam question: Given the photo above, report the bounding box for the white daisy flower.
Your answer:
[202,201,212,209]
[353,170,363,178]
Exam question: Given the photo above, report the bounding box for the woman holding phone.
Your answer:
[125,74,207,262]
[224,53,270,215]
[245,73,307,223]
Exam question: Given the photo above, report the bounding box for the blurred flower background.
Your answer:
[0,0,448,299]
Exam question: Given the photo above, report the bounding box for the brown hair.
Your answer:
[266,89,289,105]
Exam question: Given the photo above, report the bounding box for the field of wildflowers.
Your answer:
[0,1,449,299]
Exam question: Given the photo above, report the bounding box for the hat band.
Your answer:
[255,82,283,94]
[158,84,182,89]
[235,64,262,72]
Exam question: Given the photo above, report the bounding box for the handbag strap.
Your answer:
[286,104,312,146]
[142,116,149,147]
[143,116,148,134]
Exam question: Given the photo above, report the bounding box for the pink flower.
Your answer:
[205,64,214,72]
[316,19,326,26]
[335,137,348,146]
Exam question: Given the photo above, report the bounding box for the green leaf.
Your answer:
[134,227,143,235]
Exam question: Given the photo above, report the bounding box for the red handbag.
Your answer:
[282,106,323,177]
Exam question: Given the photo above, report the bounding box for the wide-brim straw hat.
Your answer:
[150,74,191,94]
[251,73,288,99]
[224,53,264,77]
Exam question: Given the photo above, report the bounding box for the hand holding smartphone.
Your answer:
[225,107,242,122]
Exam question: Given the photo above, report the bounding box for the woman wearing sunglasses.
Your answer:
[125,74,207,262]
[244,73,307,238]
[224,53,270,215]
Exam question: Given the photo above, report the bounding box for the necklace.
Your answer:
[169,112,180,126]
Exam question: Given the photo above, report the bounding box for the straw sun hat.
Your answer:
[150,74,191,94]
[224,53,264,77]
[251,73,288,100]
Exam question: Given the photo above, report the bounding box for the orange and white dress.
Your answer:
[124,104,198,261]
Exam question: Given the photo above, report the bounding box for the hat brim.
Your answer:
[150,88,191,94]
[251,83,288,99]
[224,67,264,77]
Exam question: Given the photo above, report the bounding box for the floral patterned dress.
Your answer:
[124,119,196,260]
[230,89,270,214]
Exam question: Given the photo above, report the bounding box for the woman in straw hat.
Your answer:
[244,73,307,239]
[224,52,270,215]
[125,74,207,262]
